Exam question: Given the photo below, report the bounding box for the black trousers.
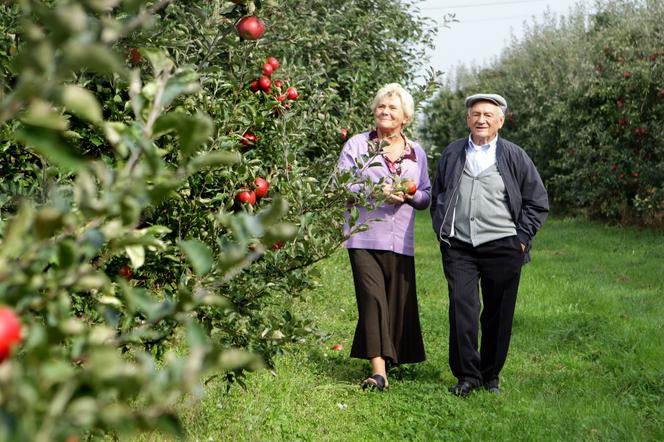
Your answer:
[440,236,523,385]
[348,249,426,365]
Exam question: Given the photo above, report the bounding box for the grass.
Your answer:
[148,213,664,441]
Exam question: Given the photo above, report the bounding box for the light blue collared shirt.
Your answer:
[466,135,498,177]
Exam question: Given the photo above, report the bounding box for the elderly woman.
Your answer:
[336,83,431,391]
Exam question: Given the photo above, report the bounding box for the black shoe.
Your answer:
[484,379,500,393]
[361,374,387,392]
[448,381,478,398]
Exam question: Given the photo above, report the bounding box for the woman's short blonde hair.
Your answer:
[370,83,415,126]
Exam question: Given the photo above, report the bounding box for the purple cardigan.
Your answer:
[337,130,431,256]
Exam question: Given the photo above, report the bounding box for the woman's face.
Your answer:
[374,94,406,133]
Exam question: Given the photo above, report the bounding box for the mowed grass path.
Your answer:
[177,213,663,441]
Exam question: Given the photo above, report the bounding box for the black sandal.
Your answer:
[361,374,387,391]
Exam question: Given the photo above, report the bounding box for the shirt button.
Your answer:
[470,217,475,221]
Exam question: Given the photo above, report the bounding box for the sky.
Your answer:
[415,0,593,83]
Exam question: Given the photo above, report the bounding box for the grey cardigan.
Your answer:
[430,137,549,262]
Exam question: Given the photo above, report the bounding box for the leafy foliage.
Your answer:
[0,0,436,439]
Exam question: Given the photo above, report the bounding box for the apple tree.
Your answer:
[0,0,437,439]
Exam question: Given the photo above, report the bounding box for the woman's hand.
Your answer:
[382,184,405,204]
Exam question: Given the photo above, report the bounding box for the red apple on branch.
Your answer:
[286,86,298,100]
[262,63,274,76]
[267,56,280,70]
[236,16,266,40]
[129,47,141,64]
[118,265,133,279]
[258,76,272,92]
[254,177,269,198]
[241,132,257,146]
[236,190,256,206]
[0,307,22,362]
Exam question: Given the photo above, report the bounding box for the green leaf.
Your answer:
[119,0,144,14]
[86,0,120,12]
[160,68,200,109]
[257,196,289,225]
[263,223,298,246]
[34,206,64,239]
[19,99,69,131]
[15,125,85,171]
[75,273,110,291]
[56,240,76,268]
[120,196,142,226]
[60,42,127,76]
[125,245,145,268]
[129,288,175,320]
[154,112,213,157]
[41,360,76,385]
[218,348,263,371]
[148,180,182,203]
[217,244,246,270]
[142,48,175,75]
[179,239,213,276]
[185,318,209,348]
[60,84,103,124]
[0,204,33,260]
[188,151,241,172]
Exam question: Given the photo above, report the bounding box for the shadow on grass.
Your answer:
[303,345,446,388]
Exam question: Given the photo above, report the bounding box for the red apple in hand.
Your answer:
[254,177,269,198]
[0,307,22,362]
[236,16,266,40]
[405,181,417,195]
[236,190,256,206]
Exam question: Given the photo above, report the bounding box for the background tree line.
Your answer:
[420,0,663,226]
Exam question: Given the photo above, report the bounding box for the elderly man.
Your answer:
[430,93,549,397]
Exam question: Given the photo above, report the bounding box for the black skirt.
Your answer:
[348,249,426,364]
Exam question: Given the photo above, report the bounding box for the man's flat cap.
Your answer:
[465,93,508,114]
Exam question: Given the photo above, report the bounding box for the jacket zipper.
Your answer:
[439,169,464,243]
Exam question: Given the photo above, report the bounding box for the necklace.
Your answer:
[368,130,416,176]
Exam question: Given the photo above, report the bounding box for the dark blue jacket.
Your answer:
[430,137,549,262]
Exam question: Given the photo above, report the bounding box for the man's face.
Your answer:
[467,101,505,143]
